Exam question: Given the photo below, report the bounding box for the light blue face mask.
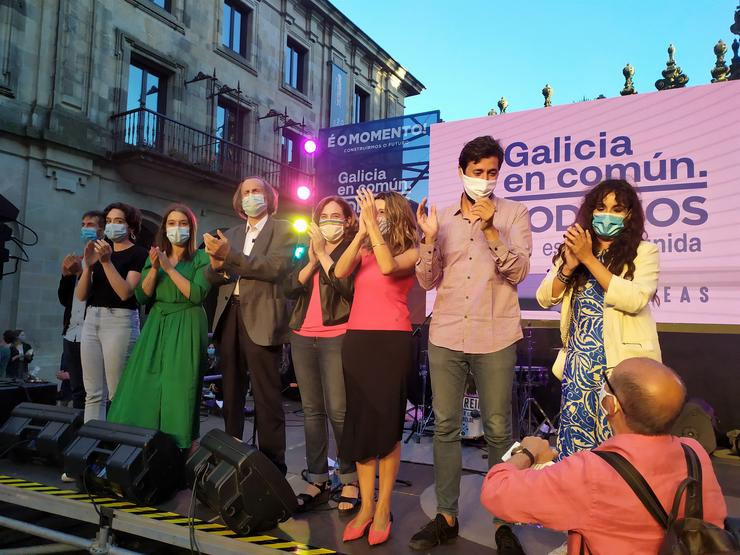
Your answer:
[166,226,190,246]
[242,194,267,218]
[104,223,128,242]
[81,227,98,243]
[592,213,625,238]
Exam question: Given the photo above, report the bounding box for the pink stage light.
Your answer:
[303,138,317,154]
[296,185,312,201]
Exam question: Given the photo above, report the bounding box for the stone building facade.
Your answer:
[0,0,423,375]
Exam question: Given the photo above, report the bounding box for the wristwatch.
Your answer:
[510,446,536,467]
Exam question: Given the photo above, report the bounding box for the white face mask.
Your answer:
[319,219,345,243]
[597,382,616,435]
[598,382,621,414]
[461,173,497,201]
[377,216,391,236]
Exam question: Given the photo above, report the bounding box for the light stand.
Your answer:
[405,312,435,444]
[405,348,434,444]
[516,327,557,438]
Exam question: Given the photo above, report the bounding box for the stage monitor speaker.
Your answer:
[0,383,25,426]
[186,428,297,534]
[0,402,83,464]
[63,420,183,505]
[671,399,718,454]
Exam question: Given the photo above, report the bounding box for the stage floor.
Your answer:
[1,400,739,554]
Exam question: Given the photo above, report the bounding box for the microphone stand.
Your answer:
[517,325,557,438]
[405,312,434,444]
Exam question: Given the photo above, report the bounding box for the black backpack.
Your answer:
[592,443,740,555]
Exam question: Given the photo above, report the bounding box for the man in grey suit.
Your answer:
[204,176,295,474]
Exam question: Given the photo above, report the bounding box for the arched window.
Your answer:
[137,210,162,250]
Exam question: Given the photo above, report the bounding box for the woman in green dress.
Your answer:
[108,204,211,450]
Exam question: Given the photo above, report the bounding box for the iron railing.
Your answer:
[111,107,312,190]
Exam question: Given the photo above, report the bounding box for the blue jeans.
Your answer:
[429,341,516,516]
[290,332,357,484]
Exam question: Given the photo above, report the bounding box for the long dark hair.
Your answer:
[555,179,645,292]
[156,204,198,261]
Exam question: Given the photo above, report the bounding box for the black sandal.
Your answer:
[336,484,360,515]
[295,482,330,513]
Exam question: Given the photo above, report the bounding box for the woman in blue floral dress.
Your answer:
[536,179,662,459]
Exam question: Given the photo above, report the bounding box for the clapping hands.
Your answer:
[416,197,438,244]
[564,224,593,263]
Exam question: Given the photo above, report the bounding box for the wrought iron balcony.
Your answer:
[111,108,312,190]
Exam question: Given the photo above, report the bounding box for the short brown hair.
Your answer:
[458,135,504,171]
[312,195,358,241]
[82,210,105,229]
[156,204,198,261]
[232,176,279,220]
[103,202,142,242]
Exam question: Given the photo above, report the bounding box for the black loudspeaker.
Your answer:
[672,399,718,454]
[0,402,83,464]
[63,420,183,505]
[0,194,19,222]
[0,382,58,425]
[0,383,25,426]
[186,429,297,534]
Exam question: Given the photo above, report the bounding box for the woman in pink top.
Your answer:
[286,196,359,513]
[335,190,419,547]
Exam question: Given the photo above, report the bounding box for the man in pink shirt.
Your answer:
[411,136,532,553]
[480,358,728,555]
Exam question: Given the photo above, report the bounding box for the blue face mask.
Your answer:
[81,227,98,243]
[166,226,190,246]
[592,214,625,238]
[241,194,267,218]
[207,347,216,357]
[104,223,128,242]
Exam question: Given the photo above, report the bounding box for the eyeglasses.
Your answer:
[601,369,626,415]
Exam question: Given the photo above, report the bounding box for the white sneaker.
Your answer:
[61,472,75,483]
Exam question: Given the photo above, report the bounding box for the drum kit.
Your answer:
[406,326,560,442]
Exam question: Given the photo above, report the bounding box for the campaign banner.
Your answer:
[328,63,349,127]
[315,111,440,324]
[428,81,740,326]
[315,110,441,209]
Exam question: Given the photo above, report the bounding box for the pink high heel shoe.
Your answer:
[368,513,393,546]
[343,516,373,542]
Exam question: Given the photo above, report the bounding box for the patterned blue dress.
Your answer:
[557,271,612,460]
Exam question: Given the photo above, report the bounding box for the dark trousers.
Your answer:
[218,300,286,474]
[62,339,86,410]
[290,332,357,483]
